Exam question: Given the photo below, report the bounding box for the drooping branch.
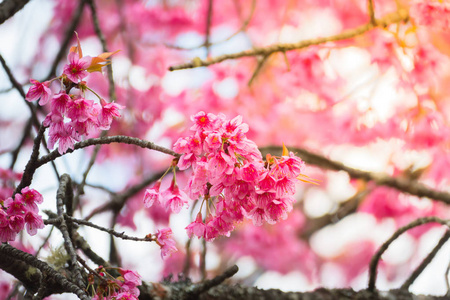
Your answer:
[168,8,409,71]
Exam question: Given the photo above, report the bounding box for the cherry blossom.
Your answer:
[25,79,52,105]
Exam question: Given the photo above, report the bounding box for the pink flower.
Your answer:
[8,215,25,233]
[115,292,138,300]
[48,123,80,155]
[241,162,261,183]
[274,177,296,198]
[118,268,141,296]
[0,223,17,242]
[177,153,197,170]
[143,180,161,208]
[265,199,291,224]
[20,187,43,212]
[161,180,189,213]
[63,51,92,83]
[98,98,124,130]
[185,213,206,238]
[51,92,71,114]
[190,111,217,131]
[4,197,25,215]
[67,97,95,122]
[24,211,44,235]
[26,79,52,105]
[119,269,142,287]
[156,228,178,259]
[0,209,8,227]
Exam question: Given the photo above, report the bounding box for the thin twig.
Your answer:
[160,0,256,51]
[46,0,86,79]
[368,0,376,26]
[248,55,269,86]
[87,0,116,101]
[73,131,107,213]
[14,125,46,194]
[168,8,408,71]
[205,0,213,56]
[446,261,450,295]
[201,239,207,281]
[0,52,39,128]
[401,230,450,290]
[10,118,33,169]
[56,216,156,242]
[84,170,165,220]
[368,217,450,292]
[0,52,60,181]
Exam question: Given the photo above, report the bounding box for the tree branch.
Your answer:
[401,230,450,290]
[262,145,450,205]
[36,135,180,168]
[0,0,29,25]
[168,8,408,71]
[0,244,90,299]
[368,217,450,292]
[55,174,85,290]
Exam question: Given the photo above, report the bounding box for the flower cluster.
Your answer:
[26,37,123,154]
[88,267,142,300]
[0,187,45,242]
[171,112,305,241]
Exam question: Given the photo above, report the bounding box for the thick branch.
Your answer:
[0,244,90,299]
[168,8,408,71]
[262,145,450,205]
[0,0,29,25]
